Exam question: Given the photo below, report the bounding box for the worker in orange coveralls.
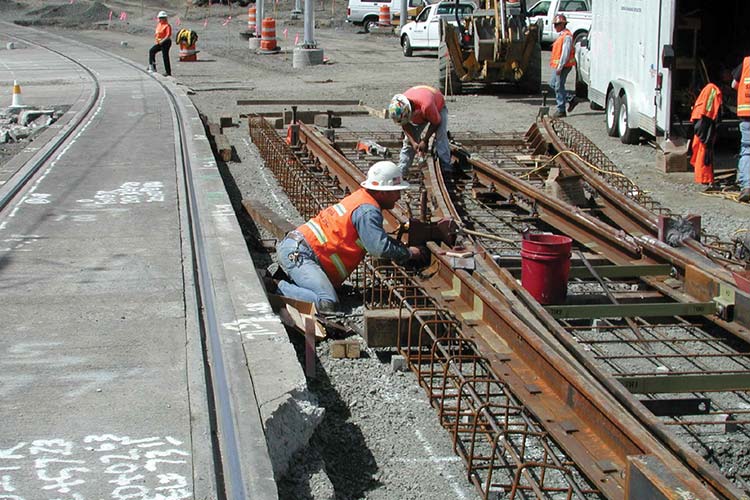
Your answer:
[148,11,172,76]
[689,82,723,187]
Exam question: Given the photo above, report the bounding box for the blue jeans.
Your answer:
[549,66,572,113]
[399,107,452,177]
[276,234,339,310]
[739,120,750,189]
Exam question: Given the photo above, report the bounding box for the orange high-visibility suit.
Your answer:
[690,83,722,185]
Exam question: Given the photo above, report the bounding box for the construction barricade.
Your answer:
[176,29,199,61]
[378,5,391,27]
[259,18,280,54]
[247,6,257,34]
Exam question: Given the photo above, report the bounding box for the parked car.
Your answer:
[399,1,474,57]
[526,0,591,45]
[347,0,430,32]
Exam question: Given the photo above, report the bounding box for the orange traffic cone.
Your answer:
[10,80,26,109]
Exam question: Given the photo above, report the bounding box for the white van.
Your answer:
[347,0,429,32]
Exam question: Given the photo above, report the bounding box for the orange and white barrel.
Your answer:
[179,42,198,61]
[260,18,278,52]
[378,5,391,26]
[247,6,257,34]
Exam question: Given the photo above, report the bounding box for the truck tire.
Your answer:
[402,35,413,57]
[518,41,542,94]
[363,16,378,33]
[606,90,619,137]
[438,42,462,95]
[617,92,640,144]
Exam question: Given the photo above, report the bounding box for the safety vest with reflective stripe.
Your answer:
[297,189,377,287]
[550,29,576,68]
[690,83,722,122]
[738,57,750,118]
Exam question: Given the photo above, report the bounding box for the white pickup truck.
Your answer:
[526,0,591,45]
[399,1,474,57]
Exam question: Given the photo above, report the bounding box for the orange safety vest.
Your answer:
[297,189,379,286]
[691,83,722,122]
[550,29,576,68]
[737,57,750,118]
[155,20,172,44]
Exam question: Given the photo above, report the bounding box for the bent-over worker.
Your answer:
[689,82,723,187]
[388,86,452,177]
[148,11,172,76]
[275,161,425,311]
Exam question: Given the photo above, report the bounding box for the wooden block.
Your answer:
[330,340,348,359]
[657,139,689,173]
[363,309,432,348]
[345,340,361,358]
[330,339,360,358]
[313,114,342,128]
[220,116,233,128]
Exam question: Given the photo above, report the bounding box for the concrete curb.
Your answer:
[166,77,323,484]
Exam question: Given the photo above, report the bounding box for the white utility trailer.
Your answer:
[578,0,747,145]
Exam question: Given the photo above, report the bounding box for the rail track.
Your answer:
[0,25,276,498]
[248,114,750,499]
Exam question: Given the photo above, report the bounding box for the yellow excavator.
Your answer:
[438,0,541,95]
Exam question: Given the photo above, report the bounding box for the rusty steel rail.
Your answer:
[437,151,748,499]
[535,118,750,345]
[247,116,730,499]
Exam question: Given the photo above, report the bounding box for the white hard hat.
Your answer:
[157,10,168,18]
[388,94,412,125]
[361,161,410,191]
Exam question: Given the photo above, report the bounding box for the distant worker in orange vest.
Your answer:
[689,82,723,188]
[549,14,577,118]
[148,11,172,76]
[389,86,453,177]
[731,57,750,202]
[273,161,426,311]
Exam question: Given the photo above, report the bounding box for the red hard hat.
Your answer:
[553,14,567,25]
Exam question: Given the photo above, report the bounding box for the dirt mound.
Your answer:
[16,1,113,28]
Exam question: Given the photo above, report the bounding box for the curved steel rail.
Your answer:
[259,120,729,499]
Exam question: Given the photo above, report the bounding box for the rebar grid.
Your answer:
[547,119,737,257]
[249,116,340,219]
[363,262,600,499]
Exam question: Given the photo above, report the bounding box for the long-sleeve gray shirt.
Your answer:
[352,204,410,264]
[557,33,573,71]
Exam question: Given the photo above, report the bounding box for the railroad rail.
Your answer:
[0,22,281,499]
[247,115,750,499]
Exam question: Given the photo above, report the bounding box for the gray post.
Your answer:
[292,0,302,19]
[400,0,407,30]
[292,0,324,66]
[303,0,314,46]
[256,0,264,33]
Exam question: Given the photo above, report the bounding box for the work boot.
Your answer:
[568,97,579,113]
[739,188,750,203]
[550,109,567,118]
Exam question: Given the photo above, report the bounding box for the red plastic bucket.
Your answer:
[520,233,572,304]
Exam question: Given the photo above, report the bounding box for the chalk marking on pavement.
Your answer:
[415,428,469,500]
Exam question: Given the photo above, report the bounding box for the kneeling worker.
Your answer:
[275,161,425,311]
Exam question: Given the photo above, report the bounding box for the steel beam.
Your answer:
[545,302,717,319]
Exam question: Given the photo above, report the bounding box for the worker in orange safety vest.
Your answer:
[732,57,750,202]
[273,161,426,311]
[549,14,578,118]
[148,11,172,76]
[689,82,723,187]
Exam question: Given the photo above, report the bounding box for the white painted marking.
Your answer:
[415,429,468,500]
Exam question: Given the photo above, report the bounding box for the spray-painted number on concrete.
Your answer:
[76,182,165,206]
[0,435,192,499]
